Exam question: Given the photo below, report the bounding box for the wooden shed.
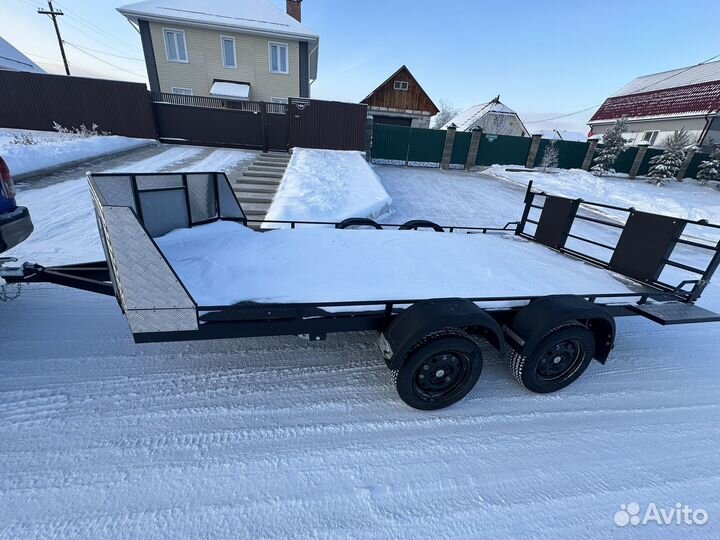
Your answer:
[361,65,439,128]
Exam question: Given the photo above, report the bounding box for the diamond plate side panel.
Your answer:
[102,206,195,311]
[126,308,198,333]
[89,175,136,209]
[187,173,216,223]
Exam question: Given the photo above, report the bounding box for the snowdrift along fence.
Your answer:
[370,123,715,179]
[0,70,156,139]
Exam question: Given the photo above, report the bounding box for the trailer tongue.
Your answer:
[2,171,720,410]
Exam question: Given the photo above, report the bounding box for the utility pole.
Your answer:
[38,0,70,75]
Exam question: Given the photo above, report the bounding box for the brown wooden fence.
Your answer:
[152,93,366,152]
[0,70,367,151]
[0,70,156,139]
[288,98,367,151]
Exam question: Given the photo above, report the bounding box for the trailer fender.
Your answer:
[380,299,504,370]
[506,295,616,363]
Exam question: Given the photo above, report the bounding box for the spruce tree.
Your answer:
[696,147,720,186]
[591,118,628,176]
[540,139,560,171]
[647,128,692,185]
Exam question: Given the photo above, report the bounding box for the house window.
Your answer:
[271,97,289,104]
[394,81,409,91]
[269,42,289,74]
[641,131,659,145]
[163,29,188,63]
[221,36,236,68]
[171,87,193,95]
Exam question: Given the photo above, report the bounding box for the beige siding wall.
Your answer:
[148,21,301,102]
[591,117,707,148]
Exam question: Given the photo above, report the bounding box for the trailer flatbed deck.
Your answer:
[3,170,720,410]
[155,220,640,309]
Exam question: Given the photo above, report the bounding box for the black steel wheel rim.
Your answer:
[413,351,470,401]
[537,338,585,382]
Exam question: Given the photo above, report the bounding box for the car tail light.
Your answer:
[0,157,16,199]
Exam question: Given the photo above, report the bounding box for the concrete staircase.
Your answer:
[233,151,290,222]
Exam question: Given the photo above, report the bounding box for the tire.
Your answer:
[335,218,382,230]
[510,323,595,394]
[395,331,483,410]
[398,219,444,232]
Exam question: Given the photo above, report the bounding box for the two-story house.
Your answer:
[117,0,319,103]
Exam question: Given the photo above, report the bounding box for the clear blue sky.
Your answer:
[4,0,720,131]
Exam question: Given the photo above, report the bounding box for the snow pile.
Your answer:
[156,220,632,307]
[263,149,392,226]
[483,165,720,225]
[0,129,155,178]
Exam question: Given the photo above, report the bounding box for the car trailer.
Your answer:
[2,171,720,410]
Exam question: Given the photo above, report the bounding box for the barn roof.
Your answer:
[590,60,720,123]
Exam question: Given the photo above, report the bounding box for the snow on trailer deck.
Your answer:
[156,220,636,308]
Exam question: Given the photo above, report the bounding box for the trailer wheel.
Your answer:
[394,330,483,410]
[398,219,444,232]
[510,323,595,393]
[336,218,382,230]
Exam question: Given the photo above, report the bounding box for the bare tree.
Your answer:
[432,99,460,129]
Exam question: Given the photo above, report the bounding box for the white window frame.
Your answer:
[271,97,289,104]
[268,42,289,75]
[163,28,188,63]
[394,81,409,91]
[171,87,193,96]
[220,36,237,69]
[641,130,659,145]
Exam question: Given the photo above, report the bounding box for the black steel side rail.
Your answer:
[518,181,720,304]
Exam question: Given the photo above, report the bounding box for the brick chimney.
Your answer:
[286,0,301,22]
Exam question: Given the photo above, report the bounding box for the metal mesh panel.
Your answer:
[88,175,135,209]
[135,174,183,190]
[138,190,190,237]
[217,173,245,220]
[187,173,217,223]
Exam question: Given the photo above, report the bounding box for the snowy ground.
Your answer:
[4,144,255,265]
[484,165,720,225]
[264,149,391,226]
[0,128,155,178]
[2,161,720,539]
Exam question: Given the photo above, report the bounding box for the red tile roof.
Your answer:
[590,80,720,123]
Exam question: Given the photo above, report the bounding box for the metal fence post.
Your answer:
[441,124,457,169]
[581,138,599,171]
[629,142,650,179]
[465,127,483,171]
[676,146,697,180]
[365,115,374,162]
[260,101,269,153]
[525,133,543,169]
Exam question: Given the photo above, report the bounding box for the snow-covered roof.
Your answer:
[590,60,720,124]
[210,81,250,99]
[612,60,720,97]
[443,100,519,131]
[0,36,45,74]
[118,0,318,40]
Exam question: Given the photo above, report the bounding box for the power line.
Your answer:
[63,42,146,79]
[63,41,144,62]
[59,18,140,56]
[526,53,720,124]
[53,0,139,51]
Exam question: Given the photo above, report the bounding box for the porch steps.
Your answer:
[234,151,292,223]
